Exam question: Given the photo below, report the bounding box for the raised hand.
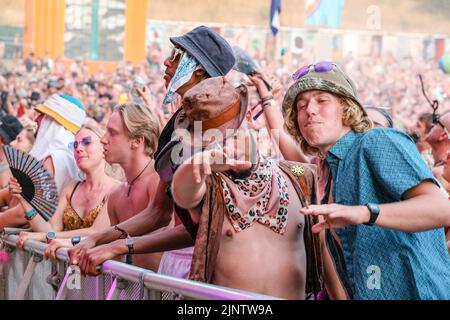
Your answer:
[189,147,252,184]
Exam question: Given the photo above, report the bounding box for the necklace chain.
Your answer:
[127,159,152,197]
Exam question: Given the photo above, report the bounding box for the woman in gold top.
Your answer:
[11,123,120,259]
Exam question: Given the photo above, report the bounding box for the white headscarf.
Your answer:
[30,116,81,194]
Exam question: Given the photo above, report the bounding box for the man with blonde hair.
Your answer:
[282,62,450,299]
[76,103,168,272]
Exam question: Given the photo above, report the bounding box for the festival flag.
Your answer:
[270,0,282,36]
[305,0,345,29]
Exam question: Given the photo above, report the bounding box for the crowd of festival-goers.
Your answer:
[0,26,449,300]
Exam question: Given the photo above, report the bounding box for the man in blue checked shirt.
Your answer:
[282,61,450,300]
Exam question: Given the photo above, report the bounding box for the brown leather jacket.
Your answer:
[189,160,324,297]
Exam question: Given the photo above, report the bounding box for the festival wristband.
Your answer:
[25,208,37,221]
[114,225,130,240]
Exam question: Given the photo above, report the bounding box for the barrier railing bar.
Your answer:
[55,266,72,300]
[105,277,118,300]
[2,234,280,300]
[13,254,37,300]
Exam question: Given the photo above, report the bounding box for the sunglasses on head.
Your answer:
[432,114,450,139]
[69,136,92,150]
[292,61,336,81]
[169,46,184,62]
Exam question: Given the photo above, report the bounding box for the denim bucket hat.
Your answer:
[170,26,235,78]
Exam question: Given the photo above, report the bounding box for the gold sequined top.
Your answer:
[62,182,106,231]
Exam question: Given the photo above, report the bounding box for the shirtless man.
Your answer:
[171,77,322,299]
[83,103,168,272]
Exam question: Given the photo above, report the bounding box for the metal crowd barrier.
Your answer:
[0,229,279,300]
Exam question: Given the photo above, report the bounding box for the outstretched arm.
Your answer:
[172,148,252,211]
[78,224,195,275]
[301,181,450,234]
[100,180,173,242]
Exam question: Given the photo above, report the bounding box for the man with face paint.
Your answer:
[69,27,237,283]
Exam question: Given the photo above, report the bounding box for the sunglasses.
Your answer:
[292,61,336,81]
[69,136,93,150]
[169,46,184,62]
[432,116,450,140]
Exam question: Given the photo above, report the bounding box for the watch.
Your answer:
[71,236,81,246]
[46,231,57,243]
[364,203,380,226]
[125,237,134,265]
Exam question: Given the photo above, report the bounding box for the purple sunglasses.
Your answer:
[292,61,336,81]
[69,135,93,150]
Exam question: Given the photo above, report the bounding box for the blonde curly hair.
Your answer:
[283,95,372,156]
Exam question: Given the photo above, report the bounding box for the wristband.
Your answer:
[261,94,274,103]
[25,208,37,221]
[71,236,81,246]
[125,237,134,265]
[114,225,130,240]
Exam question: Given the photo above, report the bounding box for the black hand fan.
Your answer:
[3,145,58,221]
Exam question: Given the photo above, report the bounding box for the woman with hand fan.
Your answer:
[0,94,87,231]
[11,123,119,260]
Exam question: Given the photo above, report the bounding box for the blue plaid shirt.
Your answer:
[326,129,450,300]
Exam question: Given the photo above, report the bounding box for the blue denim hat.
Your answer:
[170,26,235,78]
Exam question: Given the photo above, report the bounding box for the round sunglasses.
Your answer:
[68,136,93,150]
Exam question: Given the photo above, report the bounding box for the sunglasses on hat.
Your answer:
[292,61,336,81]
